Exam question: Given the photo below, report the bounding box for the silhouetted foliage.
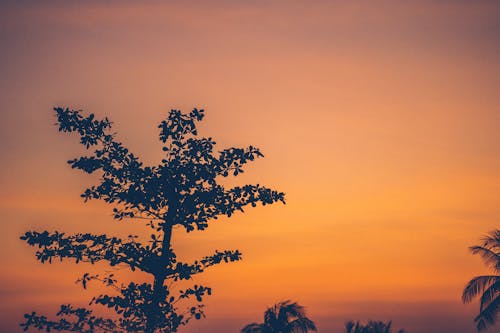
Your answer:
[21,107,285,332]
[462,229,500,331]
[344,320,406,333]
[241,300,316,333]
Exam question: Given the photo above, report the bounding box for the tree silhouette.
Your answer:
[241,300,316,333]
[462,229,500,331]
[20,107,285,332]
[344,320,406,333]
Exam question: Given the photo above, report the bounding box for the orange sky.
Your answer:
[1,1,499,332]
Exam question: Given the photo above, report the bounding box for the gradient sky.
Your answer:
[1,1,500,332]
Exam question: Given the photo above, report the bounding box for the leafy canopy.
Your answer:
[21,107,285,333]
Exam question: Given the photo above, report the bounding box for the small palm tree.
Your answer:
[345,321,363,333]
[241,300,317,333]
[462,229,500,331]
[345,320,405,333]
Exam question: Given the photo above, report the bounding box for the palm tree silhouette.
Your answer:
[241,300,317,333]
[462,229,500,331]
[345,320,406,333]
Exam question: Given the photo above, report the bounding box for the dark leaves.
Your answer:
[20,305,120,332]
[22,107,285,333]
[171,250,242,281]
[55,107,112,149]
[159,108,205,142]
[20,231,164,272]
[51,107,285,232]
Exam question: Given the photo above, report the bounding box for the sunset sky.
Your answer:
[1,1,500,333]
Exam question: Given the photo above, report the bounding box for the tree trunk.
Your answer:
[146,223,173,333]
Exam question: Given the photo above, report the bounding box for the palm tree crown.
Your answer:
[462,229,500,331]
[345,320,406,333]
[241,300,317,333]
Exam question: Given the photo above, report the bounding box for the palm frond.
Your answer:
[287,317,317,333]
[241,323,266,333]
[345,320,404,333]
[264,306,278,326]
[462,275,499,303]
[278,300,306,322]
[474,296,500,331]
[367,320,389,333]
[480,230,500,250]
[470,246,500,273]
[479,281,500,311]
[249,301,315,333]
[384,320,392,333]
[345,321,355,333]
[354,321,362,333]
